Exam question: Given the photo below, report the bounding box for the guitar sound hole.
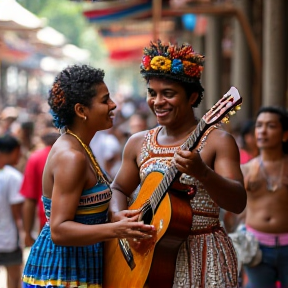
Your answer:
[140,204,153,225]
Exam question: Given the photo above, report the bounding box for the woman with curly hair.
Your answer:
[22,64,154,288]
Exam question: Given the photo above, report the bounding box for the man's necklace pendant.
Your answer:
[259,157,284,193]
[266,182,278,192]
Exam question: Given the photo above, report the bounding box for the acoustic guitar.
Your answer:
[103,86,242,288]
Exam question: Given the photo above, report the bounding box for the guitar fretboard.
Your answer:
[149,118,207,212]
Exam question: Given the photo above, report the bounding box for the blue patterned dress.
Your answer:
[22,181,112,288]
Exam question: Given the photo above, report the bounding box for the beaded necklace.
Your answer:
[65,128,111,186]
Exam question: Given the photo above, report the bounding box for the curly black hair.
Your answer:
[144,76,204,108]
[48,64,105,128]
[257,106,288,154]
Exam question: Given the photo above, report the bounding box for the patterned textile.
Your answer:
[139,126,239,288]
[22,182,112,288]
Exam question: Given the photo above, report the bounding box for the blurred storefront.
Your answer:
[0,0,287,123]
[82,0,288,123]
[0,0,90,108]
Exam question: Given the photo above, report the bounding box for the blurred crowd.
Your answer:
[2,93,281,288]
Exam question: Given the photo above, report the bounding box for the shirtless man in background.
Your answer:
[241,106,288,288]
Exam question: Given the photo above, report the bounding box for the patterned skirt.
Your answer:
[22,224,103,288]
[173,227,239,288]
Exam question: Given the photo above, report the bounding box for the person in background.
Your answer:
[22,64,153,288]
[128,111,149,135]
[0,106,19,135]
[0,134,24,288]
[20,120,59,247]
[223,119,259,232]
[109,40,246,287]
[239,119,259,164]
[12,120,35,173]
[90,130,122,180]
[241,106,288,288]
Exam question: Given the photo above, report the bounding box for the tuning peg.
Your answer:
[222,116,230,123]
[235,105,241,111]
[228,109,236,116]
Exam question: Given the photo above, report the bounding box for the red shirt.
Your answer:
[20,146,51,230]
[239,148,253,164]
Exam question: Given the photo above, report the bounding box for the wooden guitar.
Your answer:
[103,86,242,288]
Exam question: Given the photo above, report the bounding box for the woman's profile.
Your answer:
[22,64,153,288]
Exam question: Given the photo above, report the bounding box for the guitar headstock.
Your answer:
[203,86,242,125]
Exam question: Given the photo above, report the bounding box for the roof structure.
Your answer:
[0,0,44,31]
[82,0,206,61]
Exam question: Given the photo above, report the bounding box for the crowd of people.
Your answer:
[0,39,287,288]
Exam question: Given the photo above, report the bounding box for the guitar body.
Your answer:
[104,87,242,288]
[103,172,193,288]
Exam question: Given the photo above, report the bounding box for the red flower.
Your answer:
[142,55,151,70]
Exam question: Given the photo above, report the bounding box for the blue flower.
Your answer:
[171,59,183,74]
[49,109,63,129]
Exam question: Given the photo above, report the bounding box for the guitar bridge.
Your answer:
[119,238,136,270]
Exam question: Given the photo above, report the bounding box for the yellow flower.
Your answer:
[150,56,171,71]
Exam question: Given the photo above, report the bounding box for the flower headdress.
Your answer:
[140,40,205,83]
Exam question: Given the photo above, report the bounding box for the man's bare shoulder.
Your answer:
[123,129,150,158]
[207,126,235,141]
[126,130,149,146]
[205,126,238,150]
[241,156,260,174]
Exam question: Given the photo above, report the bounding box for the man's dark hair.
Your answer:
[257,106,288,153]
[240,119,255,147]
[0,134,20,154]
[257,106,288,131]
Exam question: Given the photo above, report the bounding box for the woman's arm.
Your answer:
[49,146,153,246]
[109,132,146,222]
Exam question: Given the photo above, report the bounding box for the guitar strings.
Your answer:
[141,164,179,215]
[139,114,225,216]
[140,105,237,216]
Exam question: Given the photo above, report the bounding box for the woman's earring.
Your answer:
[83,116,87,121]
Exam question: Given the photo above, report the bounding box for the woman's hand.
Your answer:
[113,214,155,240]
[110,209,141,223]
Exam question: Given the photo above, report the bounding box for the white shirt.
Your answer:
[0,165,23,252]
[90,131,122,179]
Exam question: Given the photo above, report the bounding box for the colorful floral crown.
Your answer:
[140,40,205,83]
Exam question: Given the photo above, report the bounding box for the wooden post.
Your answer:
[262,0,287,106]
[152,0,162,41]
[167,5,262,113]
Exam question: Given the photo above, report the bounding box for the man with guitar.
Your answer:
[107,40,246,288]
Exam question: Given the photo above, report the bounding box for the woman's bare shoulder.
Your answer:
[125,130,149,149]
[49,139,87,171]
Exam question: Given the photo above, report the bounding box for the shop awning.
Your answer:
[83,0,207,61]
[0,0,44,30]
[83,0,152,23]
[103,34,152,61]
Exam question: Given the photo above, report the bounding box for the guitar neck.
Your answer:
[149,118,209,212]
